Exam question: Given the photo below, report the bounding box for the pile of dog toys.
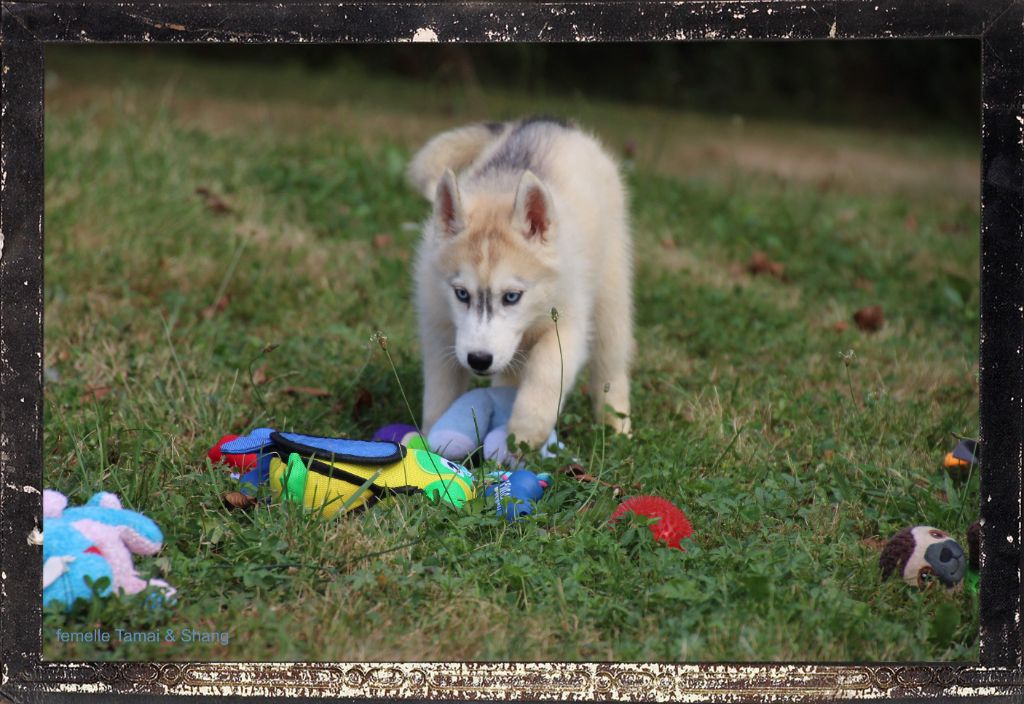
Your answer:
[208,387,694,544]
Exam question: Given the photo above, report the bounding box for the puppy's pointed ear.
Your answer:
[433,169,465,237]
[512,170,555,242]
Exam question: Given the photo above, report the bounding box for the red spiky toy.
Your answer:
[610,495,693,551]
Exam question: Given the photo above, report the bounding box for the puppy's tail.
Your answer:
[407,122,507,200]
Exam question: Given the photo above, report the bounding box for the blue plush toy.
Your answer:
[485,469,553,521]
[43,489,175,611]
[426,387,561,467]
[218,427,277,493]
[42,512,114,609]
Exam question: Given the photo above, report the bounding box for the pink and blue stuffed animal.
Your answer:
[42,490,175,611]
[485,469,552,521]
[377,387,561,467]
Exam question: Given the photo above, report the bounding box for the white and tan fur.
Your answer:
[408,117,634,450]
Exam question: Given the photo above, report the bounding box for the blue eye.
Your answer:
[502,291,522,306]
[454,287,470,303]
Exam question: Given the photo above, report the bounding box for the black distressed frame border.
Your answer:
[0,0,1022,700]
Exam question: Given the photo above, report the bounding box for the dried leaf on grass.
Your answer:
[746,251,785,278]
[80,386,112,403]
[853,305,885,332]
[859,536,888,551]
[221,492,257,510]
[352,388,374,418]
[251,364,268,386]
[200,294,230,320]
[195,186,233,214]
[281,386,331,397]
[558,463,639,497]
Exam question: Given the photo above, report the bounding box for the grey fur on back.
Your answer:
[406,115,575,200]
[471,116,573,182]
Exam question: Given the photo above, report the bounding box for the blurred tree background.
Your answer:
[172,40,980,134]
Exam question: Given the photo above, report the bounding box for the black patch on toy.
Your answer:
[952,438,981,465]
[269,431,406,466]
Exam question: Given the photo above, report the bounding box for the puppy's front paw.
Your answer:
[506,416,557,453]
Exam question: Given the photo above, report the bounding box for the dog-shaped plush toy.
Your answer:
[879,525,967,590]
[376,387,561,467]
[43,489,175,611]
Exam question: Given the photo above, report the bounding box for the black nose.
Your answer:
[925,539,966,587]
[467,352,493,372]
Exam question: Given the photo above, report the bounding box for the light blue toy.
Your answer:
[42,513,114,610]
[426,387,561,467]
[43,490,175,611]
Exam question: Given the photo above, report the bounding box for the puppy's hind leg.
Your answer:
[588,260,634,435]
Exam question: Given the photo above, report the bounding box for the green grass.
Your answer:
[42,47,980,662]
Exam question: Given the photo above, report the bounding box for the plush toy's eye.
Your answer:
[454,287,470,303]
[918,567,935,588]
[502,291,523,306]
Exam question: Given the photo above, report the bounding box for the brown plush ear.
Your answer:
[433,168,464,237]
[512,170,554,242]
[880,527,915,580]
[967,519,981,571]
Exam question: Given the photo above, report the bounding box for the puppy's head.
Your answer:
[428,168,560,377]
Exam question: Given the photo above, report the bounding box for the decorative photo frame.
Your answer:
[1,0,1022,700]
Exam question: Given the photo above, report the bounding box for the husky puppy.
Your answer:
[408,117,634,451]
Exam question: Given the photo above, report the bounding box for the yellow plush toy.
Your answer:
[220,429,475,519]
